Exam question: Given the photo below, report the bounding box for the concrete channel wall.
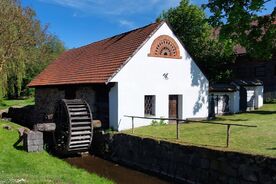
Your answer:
[92,132,276,184]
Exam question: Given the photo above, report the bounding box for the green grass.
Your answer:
[0,97,35,110]
[0,121,113,184]
[124,104,276,157]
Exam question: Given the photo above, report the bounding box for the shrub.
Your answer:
[151,118,167,126]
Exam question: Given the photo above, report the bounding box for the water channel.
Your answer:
[65,155,170,184]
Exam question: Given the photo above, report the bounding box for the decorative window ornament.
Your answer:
[148,35,181,59]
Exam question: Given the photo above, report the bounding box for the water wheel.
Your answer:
[53,99,93,154]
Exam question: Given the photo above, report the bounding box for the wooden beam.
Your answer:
[34,123,56,132]
[226,125,231,148]
[176,120,179,139]
[124,115,257,128]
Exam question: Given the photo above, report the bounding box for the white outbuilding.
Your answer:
[209,83,240,115]
[29,21,209,131]
[233,80,264,111]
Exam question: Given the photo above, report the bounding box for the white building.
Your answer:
[233,80,264,111]
[29,21,209,131]
[209,83,240,115]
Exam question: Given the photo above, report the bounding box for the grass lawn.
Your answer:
[0,97,35,110]
[0,120,113,184]
[124,104,276,157]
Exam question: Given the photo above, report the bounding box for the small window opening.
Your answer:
[144,95,156,116]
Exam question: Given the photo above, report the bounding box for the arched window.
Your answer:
[148,35,181,59]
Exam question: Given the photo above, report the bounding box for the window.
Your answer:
[144,95,155,116]
[255,66,265,77]
[148,35,181,59]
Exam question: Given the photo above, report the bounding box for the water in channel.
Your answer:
[65,155,170,184]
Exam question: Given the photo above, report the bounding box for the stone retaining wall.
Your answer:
[4,105,36,128]
[92,132,276,184]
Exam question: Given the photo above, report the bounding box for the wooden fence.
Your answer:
[124,115,257,148]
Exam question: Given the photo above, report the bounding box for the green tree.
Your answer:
[205,0,276,59]
[22,35,65,96]
[158,0,235,81]
[0,0,65,99]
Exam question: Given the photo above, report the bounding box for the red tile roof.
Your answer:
[28,22,163,87]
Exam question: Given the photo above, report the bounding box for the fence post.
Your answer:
[226,124,231,148]
[176,119,179,139]
[132,117,134,134]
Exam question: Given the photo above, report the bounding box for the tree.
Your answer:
[22,35,65,96]
[158,0,235,82]
[0,0,65,98]
[205,0,276,60]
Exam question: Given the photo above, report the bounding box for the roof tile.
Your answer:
[28,22,162,87]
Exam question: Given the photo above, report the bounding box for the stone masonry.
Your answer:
[35,86,96,123]
[92,132,276,184]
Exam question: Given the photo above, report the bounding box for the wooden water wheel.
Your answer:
[53,99,93,153]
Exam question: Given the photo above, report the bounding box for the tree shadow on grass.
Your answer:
[247,111,276,115]
[13,145,24,150]
[266,148,276,150]
[13,136,24,151]
[213,117,249,122]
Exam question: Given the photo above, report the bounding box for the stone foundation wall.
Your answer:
[35,86,96,123]
[92,132,276,184]
[35,87,65,123]
[5,106,36,128]
[76,86,96,113]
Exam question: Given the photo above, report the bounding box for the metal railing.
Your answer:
[124,115,257,148]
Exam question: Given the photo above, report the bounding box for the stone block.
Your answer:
[228,177,240,184]
[201,158,210,169]
[197,170,209,184]
[219,162,237,177]
[210,160,220,171]
[23,131,43,152]
[239,164,258,182]
[240,180,256,184]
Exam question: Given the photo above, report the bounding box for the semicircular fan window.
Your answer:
[148,35,181,59]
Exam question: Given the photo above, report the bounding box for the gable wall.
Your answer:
[109,23,209,131]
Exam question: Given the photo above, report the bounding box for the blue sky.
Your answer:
[21,0,275,49]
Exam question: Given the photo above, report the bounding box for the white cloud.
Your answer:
[38,0,181,28]
[118,19,135,29]
[38,0,181,16]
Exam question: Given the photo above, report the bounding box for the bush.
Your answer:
[151,118,167,126]
[0,100,7,107]
[264,98,276,104]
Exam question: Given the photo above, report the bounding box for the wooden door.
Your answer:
[239,87,247,112]
[169,95,178,122]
